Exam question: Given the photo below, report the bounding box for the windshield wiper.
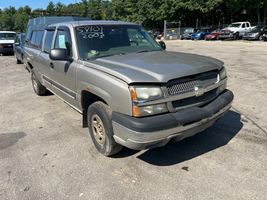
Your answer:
[136,49,151,53]
[135,49,161,54]
[83,53,125,60]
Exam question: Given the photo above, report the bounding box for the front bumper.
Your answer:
[0,47,14,54]
[219,34,234,39]
[112,90,234,150]
[181,35,192,39]
[243,35,258,40]
[191,35,201,40]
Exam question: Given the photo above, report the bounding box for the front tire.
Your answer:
[87,101,122,156]
[31,71,47,95]
[234,32,239,40]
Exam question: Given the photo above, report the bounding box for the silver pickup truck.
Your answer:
[24,18,234,156]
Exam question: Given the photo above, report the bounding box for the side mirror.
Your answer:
[50,49,72,61]
[158,41,166,50]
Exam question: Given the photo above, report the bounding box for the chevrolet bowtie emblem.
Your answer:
[194,86,205,97]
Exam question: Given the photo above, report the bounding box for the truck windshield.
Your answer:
[75,25,162,60]
[0,33,16,40]
[228,23,241,28]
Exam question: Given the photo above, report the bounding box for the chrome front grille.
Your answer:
[166,71,219,96]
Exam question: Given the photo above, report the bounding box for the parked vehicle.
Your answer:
[180,28,196,40]
[191,28,211,40]
[0,31,16,55]
[24,17,233,156]
[166,30,178,40]
[14,33,25,64]
[219,22,255,40]
[262,30,267,41]
[243,26,267,40]
[205,30,221,40]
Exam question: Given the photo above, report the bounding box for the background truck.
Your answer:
[219,21,255,40]
[0,31,16,55]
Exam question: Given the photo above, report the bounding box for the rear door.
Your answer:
[39,28,56,88]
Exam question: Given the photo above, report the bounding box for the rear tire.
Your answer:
[87,101,122,156]
[16,58,22,64]
[31,71,47,96]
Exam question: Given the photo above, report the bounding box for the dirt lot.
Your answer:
[0,40,266,200]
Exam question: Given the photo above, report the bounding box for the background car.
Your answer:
[191,28,211,40]
[0,31,16,55]
[243,26,267,40]
[148,29,163,40]
[262,29,267,41]
[14,32,25,64]
[181,28,196,40]
[205,30,221,40]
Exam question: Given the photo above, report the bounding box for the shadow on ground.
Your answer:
[0,132,26,150]
[115,110,243,166]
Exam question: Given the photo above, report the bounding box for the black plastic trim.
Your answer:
[112,90,234,132]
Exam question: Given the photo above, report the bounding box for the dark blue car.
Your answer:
[14,33,25,64]
[191,28,212,40]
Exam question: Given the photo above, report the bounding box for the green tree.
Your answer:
[47,1,56,15]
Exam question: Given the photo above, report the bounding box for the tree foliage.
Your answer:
[0,0,266,32]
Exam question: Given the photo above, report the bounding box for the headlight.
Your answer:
[219,68,227,93]
[129,86,168,117]
[130,86,163,101]
[252,33,259,37]
[219,67,227,80]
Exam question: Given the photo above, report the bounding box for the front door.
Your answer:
[47,26,78,108]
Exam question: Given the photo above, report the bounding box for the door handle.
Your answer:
[50,63,54,69]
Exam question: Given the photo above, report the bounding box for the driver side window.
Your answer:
[55,29,72,56]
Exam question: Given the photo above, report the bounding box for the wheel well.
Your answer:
[81,90,107,127]
[26,62,33,73]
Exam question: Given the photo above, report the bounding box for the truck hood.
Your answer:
[85,51,223,84]
[0,40,14,44]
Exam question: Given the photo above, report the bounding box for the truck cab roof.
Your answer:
[48,20,137,28]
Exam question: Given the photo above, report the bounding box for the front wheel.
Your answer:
[234,33,239,40]
[87,101,122,156]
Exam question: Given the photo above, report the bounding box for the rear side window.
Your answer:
[43,30,55,53]
[242,23,246,28]
[30,31,44,49]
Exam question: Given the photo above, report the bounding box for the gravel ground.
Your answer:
[0,40,266,200]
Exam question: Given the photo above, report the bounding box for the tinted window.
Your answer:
[242,24,246,28]
[246,23,250,28]
[30,31,44,49]
[43,30,55,53]
[0,33,16,40]
[15,35,20,44]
